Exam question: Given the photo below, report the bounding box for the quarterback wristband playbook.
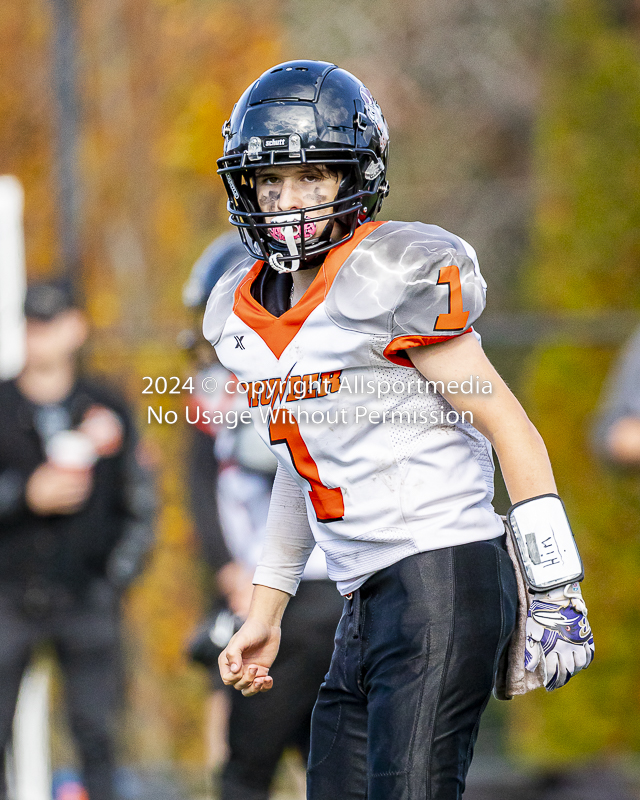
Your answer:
[506,494,584,593]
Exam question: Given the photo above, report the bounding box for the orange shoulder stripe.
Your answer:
[383,329,473,367]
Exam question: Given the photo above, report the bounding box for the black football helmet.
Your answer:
[182,232,247,310]
[179,232,247,364]
[217,60,390,272]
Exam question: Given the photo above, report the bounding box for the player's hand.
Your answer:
[525,582,594,691]
[218,617,281,697]
[25,463,93,515]
[79,405,124,457]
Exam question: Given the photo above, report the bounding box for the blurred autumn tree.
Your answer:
[511,0,640,764]
[0,0,282,769]
[286,0,640,772]
[0,1,59,276]
[285,0,550,310]
[80,0,283,768]
[5,0,640,779]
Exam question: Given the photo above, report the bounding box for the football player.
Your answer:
[205,60,594,799]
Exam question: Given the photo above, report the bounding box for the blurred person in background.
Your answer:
[593,326,640,467]
[182,235,343,800]
[0,282,156,800]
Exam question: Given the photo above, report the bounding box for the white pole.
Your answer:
[0,175,26,380]
[0,178,50,799]
[11,662,52,800]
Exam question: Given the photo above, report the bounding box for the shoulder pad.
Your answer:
[202,258,256,346]
[325,221,486,339]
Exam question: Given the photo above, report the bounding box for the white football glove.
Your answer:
[525,582,594,691]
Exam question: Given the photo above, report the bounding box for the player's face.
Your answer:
[255,164,341,243]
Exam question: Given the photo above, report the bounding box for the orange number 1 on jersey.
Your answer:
[434,265,470,331]
[269,410,345,523]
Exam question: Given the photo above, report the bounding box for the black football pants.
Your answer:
[306,538,518,800]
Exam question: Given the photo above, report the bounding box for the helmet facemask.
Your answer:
[219,150,387,272]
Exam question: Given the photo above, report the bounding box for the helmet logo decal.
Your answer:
[364,158,384,180]
[360,87,389,152]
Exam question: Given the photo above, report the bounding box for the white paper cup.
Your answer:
[46,430,98,471]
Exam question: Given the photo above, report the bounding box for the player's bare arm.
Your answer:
[408,333,557,503]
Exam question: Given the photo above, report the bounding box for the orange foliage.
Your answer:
[2,0,282,767]
[0,0,58,275]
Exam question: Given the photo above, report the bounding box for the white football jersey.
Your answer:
[188,365,329,581]
[204,221,504,593]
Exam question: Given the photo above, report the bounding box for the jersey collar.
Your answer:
[233,221,385,359]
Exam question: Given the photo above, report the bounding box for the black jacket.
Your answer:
[0,378,155,598]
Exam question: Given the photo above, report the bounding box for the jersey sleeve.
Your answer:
[252,463,316,596]
[325,221,487,367]
[385,224,486,366]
